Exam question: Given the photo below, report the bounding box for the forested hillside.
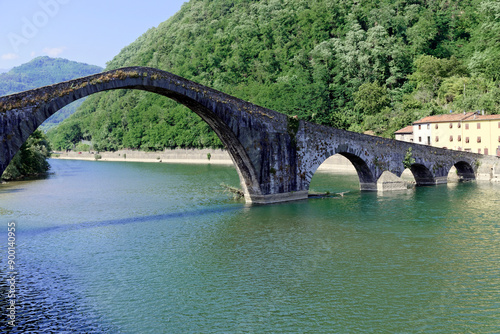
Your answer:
[0,56,102,96]
[0,56,102,131]
[49,0,500,151]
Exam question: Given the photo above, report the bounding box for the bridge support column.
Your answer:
[360,183,378,191]
[476,158,498,182]
[246,191,309,204]
[376,171,409,192]
[434,176,448,185]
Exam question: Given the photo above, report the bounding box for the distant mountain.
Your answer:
[0,56,102,131]
[0,68,10,74]
[0,56,102,96]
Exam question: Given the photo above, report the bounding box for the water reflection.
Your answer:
[19,205,240,237]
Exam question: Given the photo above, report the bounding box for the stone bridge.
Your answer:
[0,67,497,204]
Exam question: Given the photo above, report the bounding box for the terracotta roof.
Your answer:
[413,112,475,124]
[463,114,500,121]
[394,125,413,134]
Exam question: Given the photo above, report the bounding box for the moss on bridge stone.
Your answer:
[286,115,300,148]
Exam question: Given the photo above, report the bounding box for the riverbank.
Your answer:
[53,148,233,165]
[52,148,357,173]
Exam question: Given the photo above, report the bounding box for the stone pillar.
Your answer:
[359,182,378,191]
[376,171,409,192]
[434,176,448,184]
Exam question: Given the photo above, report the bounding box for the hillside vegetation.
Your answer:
[49,0,500,151]
[2,130,52,181]
[0,56,102,131]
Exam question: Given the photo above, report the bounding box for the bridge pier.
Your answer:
[360,182,378,191]
[376,171,409,192]
[434,176,448,185]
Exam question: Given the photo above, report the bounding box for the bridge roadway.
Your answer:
[0,67,498,204]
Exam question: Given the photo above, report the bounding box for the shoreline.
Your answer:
[52,148,234,165]
[52,148,358,173]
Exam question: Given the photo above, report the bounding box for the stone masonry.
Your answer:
[0,67,498,203]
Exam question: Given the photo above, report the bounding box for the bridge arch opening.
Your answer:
[1,69,262,201]
[338,152,378,190]
[401,168,416,183]
[448,161,475,182]
[308,152,376,195]
[409,163,435,186]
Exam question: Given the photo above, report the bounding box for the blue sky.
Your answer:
[0,0,187,70]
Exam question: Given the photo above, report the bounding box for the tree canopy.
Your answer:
[48,0,500,150]
[2,130,52,181]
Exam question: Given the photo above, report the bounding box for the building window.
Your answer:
[435,136,439,142]
[498,136,500,143]
[485,148,489,155]
[458,123,461,128]
[478,148,482,154]
[465,124,469,130]
[458,135,461,141]
[449,123,453,128]
[435,124,438,129]
[418,124,421,130]
[498,122,500,129]
[477,123,481,129]
[466,137,470,143]
[449,135,453,142]
[419,136,422,142]
[477,136,482,143]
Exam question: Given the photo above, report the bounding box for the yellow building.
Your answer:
[461,114,500,156]
[396,112,500,156]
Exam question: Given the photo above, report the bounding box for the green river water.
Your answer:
[0,158,499,333]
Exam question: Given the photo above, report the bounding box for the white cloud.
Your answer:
[42,46,66,57]
[31,51,37,58]
[1,53,19,60]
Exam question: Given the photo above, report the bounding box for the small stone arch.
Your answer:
[337,152,377,190]
[410,163,435,186]
[453,161,476,181]
[306,150,377,192]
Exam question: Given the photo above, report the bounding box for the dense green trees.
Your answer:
[48,0,500,151]
[2,130,52,181]
[469,1,500,81]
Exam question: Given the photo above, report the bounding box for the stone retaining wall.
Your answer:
[53,149,357,173]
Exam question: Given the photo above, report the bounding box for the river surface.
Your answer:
[1,158,499,333]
